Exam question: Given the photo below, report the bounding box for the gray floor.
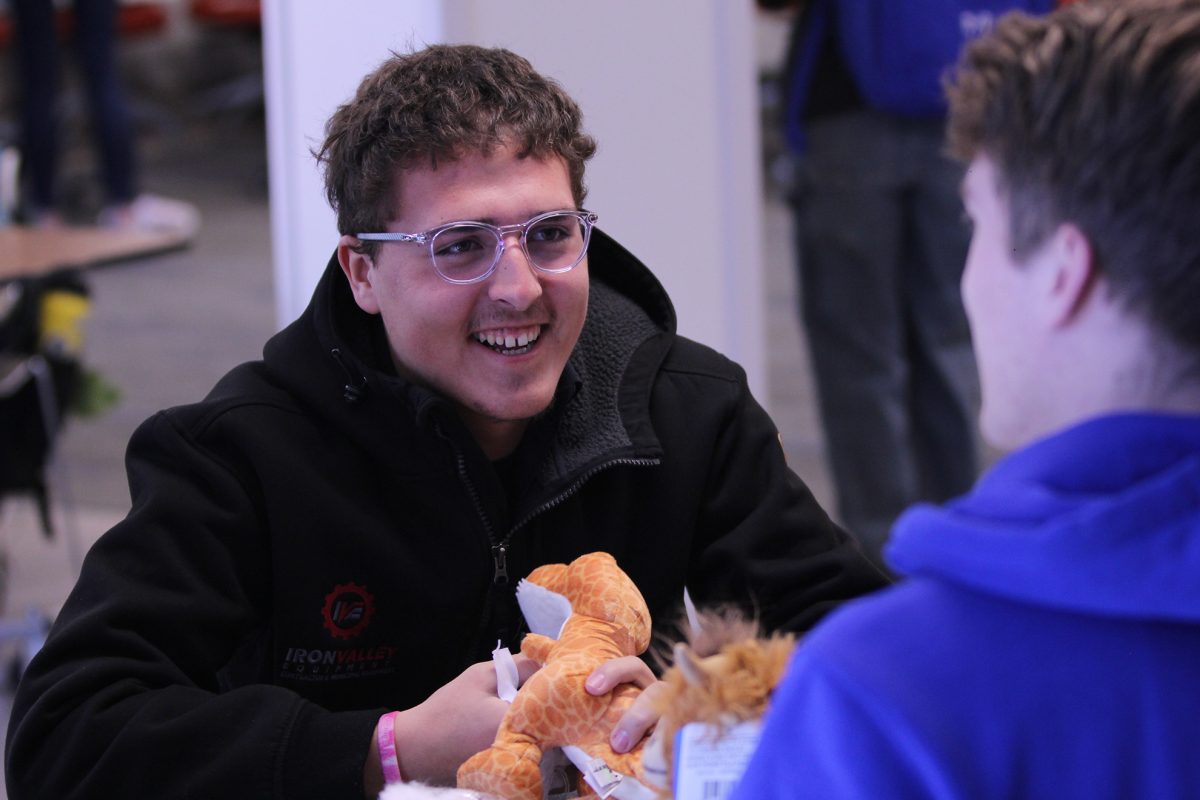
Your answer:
[0,113,835,785]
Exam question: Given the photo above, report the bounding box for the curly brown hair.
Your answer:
[946,0,1200,351]
[316,44,597,257]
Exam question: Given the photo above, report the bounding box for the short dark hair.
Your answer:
[316,44,597,257]
[946,0,1200,351]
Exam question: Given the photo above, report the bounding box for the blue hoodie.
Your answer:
[733,413,1200,799]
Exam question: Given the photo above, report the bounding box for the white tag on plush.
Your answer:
[491,642,520,703]
[672,721,762,800]
[559,746,658,800]
[516,578,572,639]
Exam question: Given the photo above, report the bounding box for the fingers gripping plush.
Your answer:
[456,552,653,799]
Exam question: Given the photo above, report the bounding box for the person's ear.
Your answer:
[1039,222,1096,328]
[338,235,381,315]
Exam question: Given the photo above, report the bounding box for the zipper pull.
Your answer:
[492,543,509,586]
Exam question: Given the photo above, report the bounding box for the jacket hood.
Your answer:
[887,413,1200,622]
[258,227,676,476]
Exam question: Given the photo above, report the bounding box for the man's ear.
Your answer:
[1039,222,1096,328]
[337,235,381,315]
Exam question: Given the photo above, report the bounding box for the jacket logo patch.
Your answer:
[322,582,375,640]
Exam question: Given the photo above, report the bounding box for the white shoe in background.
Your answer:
[98,193,202,239]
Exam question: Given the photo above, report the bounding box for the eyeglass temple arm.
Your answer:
[354,232,426,242]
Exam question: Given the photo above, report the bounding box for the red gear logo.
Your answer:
[321,582,375,640]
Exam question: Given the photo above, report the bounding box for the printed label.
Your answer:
[672,721,762,800]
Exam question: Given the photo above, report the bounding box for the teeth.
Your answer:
[475,326,540,350]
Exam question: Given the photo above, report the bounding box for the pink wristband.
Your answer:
[377,711,403,785]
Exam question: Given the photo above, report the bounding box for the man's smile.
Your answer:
[473,324,543,355]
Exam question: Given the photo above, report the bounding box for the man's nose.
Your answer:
[487,233,543,309]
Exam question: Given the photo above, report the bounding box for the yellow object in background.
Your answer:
[39,290,91,356]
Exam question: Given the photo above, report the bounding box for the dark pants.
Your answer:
[794,110,979,567]
[10,0,136,211]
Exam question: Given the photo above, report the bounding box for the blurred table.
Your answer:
[0,225,190,281]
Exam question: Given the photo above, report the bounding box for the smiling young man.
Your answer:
[733,2,1200,797]
[339,145,590,461]
[5,45,885,799]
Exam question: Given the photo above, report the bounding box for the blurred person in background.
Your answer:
[9,0,199,234]
[735,1,1200,796]
[758,0,1058,567]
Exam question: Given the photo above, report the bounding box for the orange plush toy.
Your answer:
[642,610,796,796]
[457,552,653,799]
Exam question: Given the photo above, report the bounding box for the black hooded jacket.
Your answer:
[6,230,885,799]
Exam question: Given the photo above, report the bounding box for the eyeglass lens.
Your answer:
[430,212,588,282]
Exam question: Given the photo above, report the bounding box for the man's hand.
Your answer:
[585,656,667,754]
[365,655,539,794]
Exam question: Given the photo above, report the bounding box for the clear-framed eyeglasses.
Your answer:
[356,209,599,285]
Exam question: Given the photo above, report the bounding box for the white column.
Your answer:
[263,2,767,399]
[449,1,768,398]
[261,0,444,326]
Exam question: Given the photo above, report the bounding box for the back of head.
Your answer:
[946,0,1200,355]
[317,44,597,254]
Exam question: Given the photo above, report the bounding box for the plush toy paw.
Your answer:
[457,739,545,799]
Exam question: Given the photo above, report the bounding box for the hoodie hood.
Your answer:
[887,413,1200,622]
[259,227,676,481]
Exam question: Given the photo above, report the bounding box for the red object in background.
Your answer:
[189,0,261,28]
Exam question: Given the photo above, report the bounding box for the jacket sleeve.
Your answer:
[684,359,888,632]
[4,411,380,800]
[730,644,935,800]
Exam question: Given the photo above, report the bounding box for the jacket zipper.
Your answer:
[446,427,659,655]
[445,437,518,660]
[449,445,504,584]
[509,456,660,536]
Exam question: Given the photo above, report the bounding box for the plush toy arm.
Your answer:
[520,633,557,664]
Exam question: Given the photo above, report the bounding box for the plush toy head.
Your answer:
[457,552,653,799]
[642,609,796,795]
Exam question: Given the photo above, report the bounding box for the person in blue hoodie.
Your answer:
[733,1,1200,797]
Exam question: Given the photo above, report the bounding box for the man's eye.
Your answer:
[529,223,571,243]
[435,233,488,257]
